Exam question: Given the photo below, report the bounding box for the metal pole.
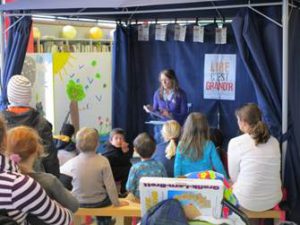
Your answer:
[4,2,282,17]
[282,0,289,179]
[0,0,5,91]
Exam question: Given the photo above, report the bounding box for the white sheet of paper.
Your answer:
[138,24,150,41]
[193,25,204,43]
[155,24,167,41]
[215,27,227,44]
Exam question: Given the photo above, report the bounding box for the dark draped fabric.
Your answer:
[231,8,282,140]
[0,16,32,110]
[112,22,257,143]
[285,9,300,224]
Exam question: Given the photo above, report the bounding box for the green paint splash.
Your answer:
[91,60,97,67]
[66,80,86,101]
[95,73,101,79]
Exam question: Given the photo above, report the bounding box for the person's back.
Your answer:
[64,152,119,205]
[175,140,226,176]
[54,123,77,166]
[126,133,167,199]
[228,103,282,211]
[5,126,79,225]
[60,127,120,225]
[2,75,59,177]
[152,120,181,177]
[228,134,282,211]
[174,113,227,178]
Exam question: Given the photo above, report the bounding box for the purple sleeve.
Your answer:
[171,90,188,124]
[153,90,160,112]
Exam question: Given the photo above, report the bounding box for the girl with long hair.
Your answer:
[174,112,227,177]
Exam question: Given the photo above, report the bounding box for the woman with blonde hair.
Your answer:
[0,117,72,225]
[6,126,78,224]
[228,103,282,211]
[174,112,227,177]
[152,120,181,177]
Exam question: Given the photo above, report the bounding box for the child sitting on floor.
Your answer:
[102,128,132,196]
[126,132,167,200]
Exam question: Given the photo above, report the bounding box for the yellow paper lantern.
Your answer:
[62,25,77,39]
[32,27,41,39]
[89,27,104,40]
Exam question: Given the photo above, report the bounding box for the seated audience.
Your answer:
[152,120,181,177]
[60,127,126,225]
[228,103,282,211]
[174,112,227,177]
[0,117,72,225]
[6,126,79,225]
[54,123,78,166]
[102,128,132,196]
[126,133,167,200]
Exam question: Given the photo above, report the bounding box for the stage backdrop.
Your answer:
[112,23,258,143]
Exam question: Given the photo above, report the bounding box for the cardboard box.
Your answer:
[139,177,224,220]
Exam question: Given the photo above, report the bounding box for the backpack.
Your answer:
[141,199,189,225]
[0,210,18,225]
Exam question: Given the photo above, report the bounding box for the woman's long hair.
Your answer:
[159,69,180,99]
[161,120,181,159]
[235,103,270,145]
[0,116,7,154]
[179,112,209,161]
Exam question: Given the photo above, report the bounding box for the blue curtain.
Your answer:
[285,9,300,224]
[231,8,282,140]
[0,16,32,110]
[112,23,257,143]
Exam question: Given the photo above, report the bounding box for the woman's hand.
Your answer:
[161,109,172,118]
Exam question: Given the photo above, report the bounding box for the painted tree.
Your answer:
[66,80,86,133]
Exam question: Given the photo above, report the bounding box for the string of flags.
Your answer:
[138,24,227,44]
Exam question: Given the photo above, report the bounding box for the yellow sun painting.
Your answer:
[53,53,75,80]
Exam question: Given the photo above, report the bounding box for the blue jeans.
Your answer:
[80,197,112,225]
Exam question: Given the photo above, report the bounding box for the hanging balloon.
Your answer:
[89,27,104,40]
[62,25,77,39]
[32,27,41,39]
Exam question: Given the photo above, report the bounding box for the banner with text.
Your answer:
[204,54,236,100]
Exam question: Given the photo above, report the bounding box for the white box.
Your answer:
[139,177,224,220]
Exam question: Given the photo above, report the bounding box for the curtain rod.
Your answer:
[3,2,282,17]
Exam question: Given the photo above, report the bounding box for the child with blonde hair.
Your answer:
[61,127,126,225]
[174,112,227,177]
[6,126,78,225]
[152,120,181,177]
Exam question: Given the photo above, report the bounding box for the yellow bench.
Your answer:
[242,208,285,220]
[73,200,141,225]
[73,201,285,225]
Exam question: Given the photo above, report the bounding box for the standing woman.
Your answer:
[144,69,188,143]
[174,112,227,178]
[228,103,282,211]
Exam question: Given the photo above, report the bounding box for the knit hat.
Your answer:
[60,123,75,137]
[7,75,32,107]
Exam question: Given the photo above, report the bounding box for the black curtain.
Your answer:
[231,8,282,140]
[0,16,32,110]
[285,9,300,224]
